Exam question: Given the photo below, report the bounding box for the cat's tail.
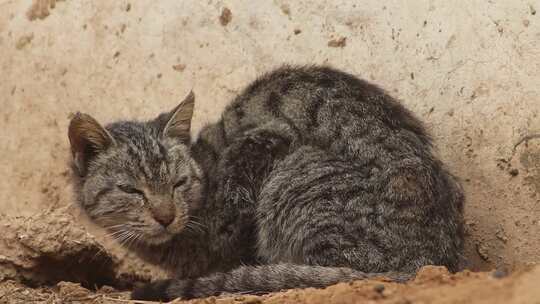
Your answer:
[131,263,414,301]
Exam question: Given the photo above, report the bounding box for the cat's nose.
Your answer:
[153,212,174,227]
[151,208,175,227]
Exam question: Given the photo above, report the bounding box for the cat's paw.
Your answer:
[131,279,174,301]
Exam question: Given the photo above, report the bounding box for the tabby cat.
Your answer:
[68,65,464,301]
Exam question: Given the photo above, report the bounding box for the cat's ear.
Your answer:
[161,91,195,142]
[68,113,115,176]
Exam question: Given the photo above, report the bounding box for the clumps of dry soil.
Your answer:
[2,264,540,304]
[0,209,150,291]
[26,0,66,21]
[0,280,129,304]
[1,210,539,304]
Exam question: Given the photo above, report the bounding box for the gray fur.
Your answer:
[68,65,464,301]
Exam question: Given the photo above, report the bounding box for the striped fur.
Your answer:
[69,65,464,301]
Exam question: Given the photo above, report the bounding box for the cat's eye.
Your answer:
[174,177,188,189]
[117,184,144,196]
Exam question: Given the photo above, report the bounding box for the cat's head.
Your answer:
[68,92,204,246]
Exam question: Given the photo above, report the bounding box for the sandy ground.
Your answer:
[1,262,540,304]
[0,210,539,304]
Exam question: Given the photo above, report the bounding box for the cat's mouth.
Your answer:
[112,213,191,246]
[145,230,175,245]
[143,219,187,245]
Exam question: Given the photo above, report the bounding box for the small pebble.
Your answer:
[280,4,291,16]
[173,64,186,72]
[492,268,508,279]
[219,7,232,26]
[328,36,347,48]
[374,284,385,293]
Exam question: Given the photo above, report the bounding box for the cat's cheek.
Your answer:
[166,214,188,235]
[185,182,203,209]
[174,186,200,211]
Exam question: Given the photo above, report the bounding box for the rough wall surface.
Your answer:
[1,0,539,271]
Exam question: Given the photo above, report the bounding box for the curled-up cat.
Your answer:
[68,65,464,301]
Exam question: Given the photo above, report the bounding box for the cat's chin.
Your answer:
[143,231,178,246]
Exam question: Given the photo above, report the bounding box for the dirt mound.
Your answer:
[0,209,149,291]
[0,280,129,304]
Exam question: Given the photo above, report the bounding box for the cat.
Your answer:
[68,65,464,301]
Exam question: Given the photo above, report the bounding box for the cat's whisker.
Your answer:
[132,232,143,248]
[106,229,129,239]
[187,226,200,234]
[188,219,207,229]
[184,222,201,234]
[113,233,127,245]
[186,221,205,234]
[128,231,142,249]
[105,227,126,235]
[107,230,124,239]
[123,232,135,249]
[105,224,127,230]
[114,230,133,247]
[125,231,138,248]
[90,244,108,262]
[188,215,204,221]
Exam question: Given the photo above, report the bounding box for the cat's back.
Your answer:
[193,65,464,273]
[211,65,430,157]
